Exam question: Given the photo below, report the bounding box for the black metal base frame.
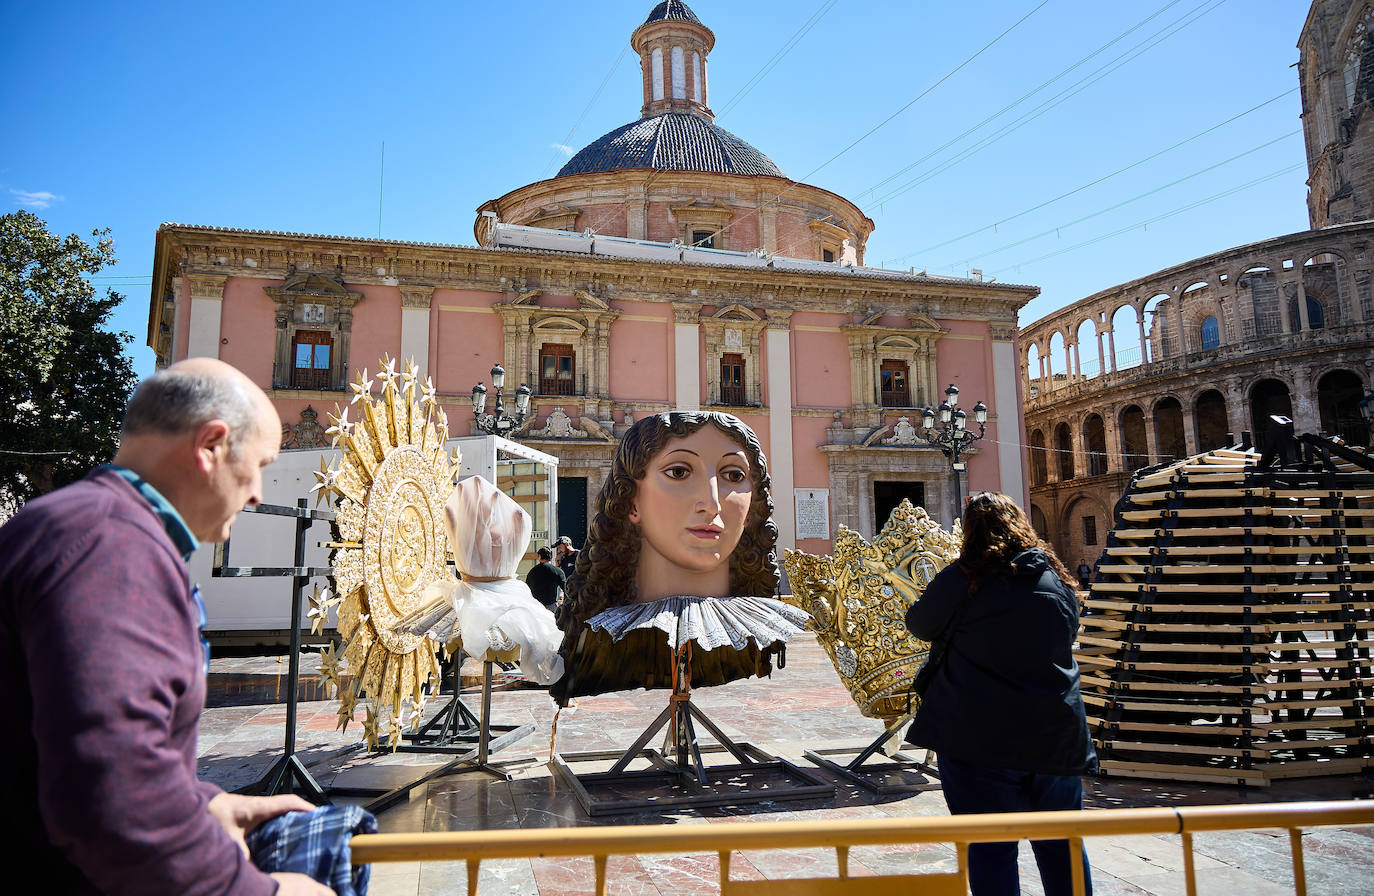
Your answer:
[395,655,519,755]
[332,660,536,815]
[802,711,941,794]
[552,645,834,816]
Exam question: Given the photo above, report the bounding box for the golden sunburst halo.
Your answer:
[317,355,457,729]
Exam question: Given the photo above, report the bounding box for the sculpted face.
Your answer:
[629,425,752,602]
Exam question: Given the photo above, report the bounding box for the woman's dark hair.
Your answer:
[959,492,1075,589]
[562,411,779,624]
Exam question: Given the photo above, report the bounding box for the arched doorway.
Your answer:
[1119,405,1149,470]
[1154,397,1186,462]
[1054,422,1074,480]
[1084,414,1107,476]
[1030,429,1048,485]
[1251,379,1293,449]
[1195,389,1229,452]
[1317,369,1369,446]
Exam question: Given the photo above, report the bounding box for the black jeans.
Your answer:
[937,755,1093,896]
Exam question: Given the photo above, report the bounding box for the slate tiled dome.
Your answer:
[556,112,786,179]
[643,0,701,25]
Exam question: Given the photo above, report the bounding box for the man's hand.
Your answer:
[270,872,337,895]
[206,792,315,858]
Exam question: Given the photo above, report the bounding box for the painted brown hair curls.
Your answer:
[560,411,779,626]
[959,491,1075,589]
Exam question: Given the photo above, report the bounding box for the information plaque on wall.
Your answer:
[794,489,830,541]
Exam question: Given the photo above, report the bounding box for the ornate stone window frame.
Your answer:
[494,288,621,412]
[808,216,857,264]
[842,311,943,427]
[527,204,581,232]
[265,270,364,392]
[702,304,765,408]
[672,200,734,251]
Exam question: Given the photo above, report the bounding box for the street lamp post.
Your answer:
[471,363,532,436]
[916,383,988,520]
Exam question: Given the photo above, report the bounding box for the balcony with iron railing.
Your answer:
[535,372,586,398]
[708,381,763,408]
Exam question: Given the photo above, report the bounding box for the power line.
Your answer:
[540,42,633,180]
[714,0,841,120]
[869,0,1230,220]
[856,0,1189,202]
[706,0,1052,256]
[909,86,1298,258]
[937,130,1301,268]
[991,161,1304,273]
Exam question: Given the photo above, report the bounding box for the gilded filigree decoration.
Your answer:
[783,499,960,722]
[316,355,455,735]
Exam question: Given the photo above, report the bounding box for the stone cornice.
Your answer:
[149,224,1036,351]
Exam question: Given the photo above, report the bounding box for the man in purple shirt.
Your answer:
[0,358,333,895]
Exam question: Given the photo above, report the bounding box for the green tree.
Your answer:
[0,210,137,513]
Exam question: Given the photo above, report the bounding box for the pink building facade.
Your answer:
[146,1,1036,556]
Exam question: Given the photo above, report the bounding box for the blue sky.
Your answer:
[3,1,1310,378]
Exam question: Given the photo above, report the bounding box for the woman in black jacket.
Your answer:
[905,492,1097,896]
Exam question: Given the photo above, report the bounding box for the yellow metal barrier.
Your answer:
[350,799,1374,896]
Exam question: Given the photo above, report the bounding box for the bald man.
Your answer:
[0,359,333,895]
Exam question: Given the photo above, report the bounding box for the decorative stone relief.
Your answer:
[530,407,588,439]
[881,416,921,445]
[281,405,325,450]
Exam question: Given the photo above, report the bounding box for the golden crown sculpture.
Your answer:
[783,500,960,723]
[311,355,456,749]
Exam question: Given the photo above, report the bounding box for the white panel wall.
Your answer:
[766,328,795,552]
[675,323,700,410]
[992,340,1027,506]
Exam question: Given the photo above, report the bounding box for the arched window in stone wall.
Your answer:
[1344,6,1372,109]
[1286,294,1326,331]
[1240,266,1280,338]
[1054,422,1074,480]
[1200,316,1220,350]
[1030,504,1050,540]
[1026,342,1042,389]
[1143,294,1170,362]
[1251,378,1294,449]
[651,48,665,101]
[1318,368,1369,446]
[1154,397,1187,462]
[1119,405,1149,471]
[1195,389,1229,452]
[1084,414,1108,476]
[1047,331,1067,385]
[1111,304,1142,370]
[1030,429,1048,485]
[1076,318,1099,378]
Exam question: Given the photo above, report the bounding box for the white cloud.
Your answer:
[551,143,576,157]
[10,189,61,209]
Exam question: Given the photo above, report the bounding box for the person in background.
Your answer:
[525,546,567,612]
[554,534,580,577]
[1076,558,1093,592]
[904,492,1097,896]
[0,358,336,895]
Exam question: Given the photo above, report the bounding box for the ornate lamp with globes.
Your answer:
[471,363,531,436]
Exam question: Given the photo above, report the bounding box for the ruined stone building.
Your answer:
[1022,0,1374,564]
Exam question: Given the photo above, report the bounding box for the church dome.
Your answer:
[555,112,786,179]
[643,0,701,25]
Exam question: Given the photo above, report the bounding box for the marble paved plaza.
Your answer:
[198,634,1374,895]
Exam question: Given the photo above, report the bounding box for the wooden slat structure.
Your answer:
[1080,434,1374,785]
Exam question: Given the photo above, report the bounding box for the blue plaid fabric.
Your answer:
[246,805,375,895]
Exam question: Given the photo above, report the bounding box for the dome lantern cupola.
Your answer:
[632,1,715,121]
